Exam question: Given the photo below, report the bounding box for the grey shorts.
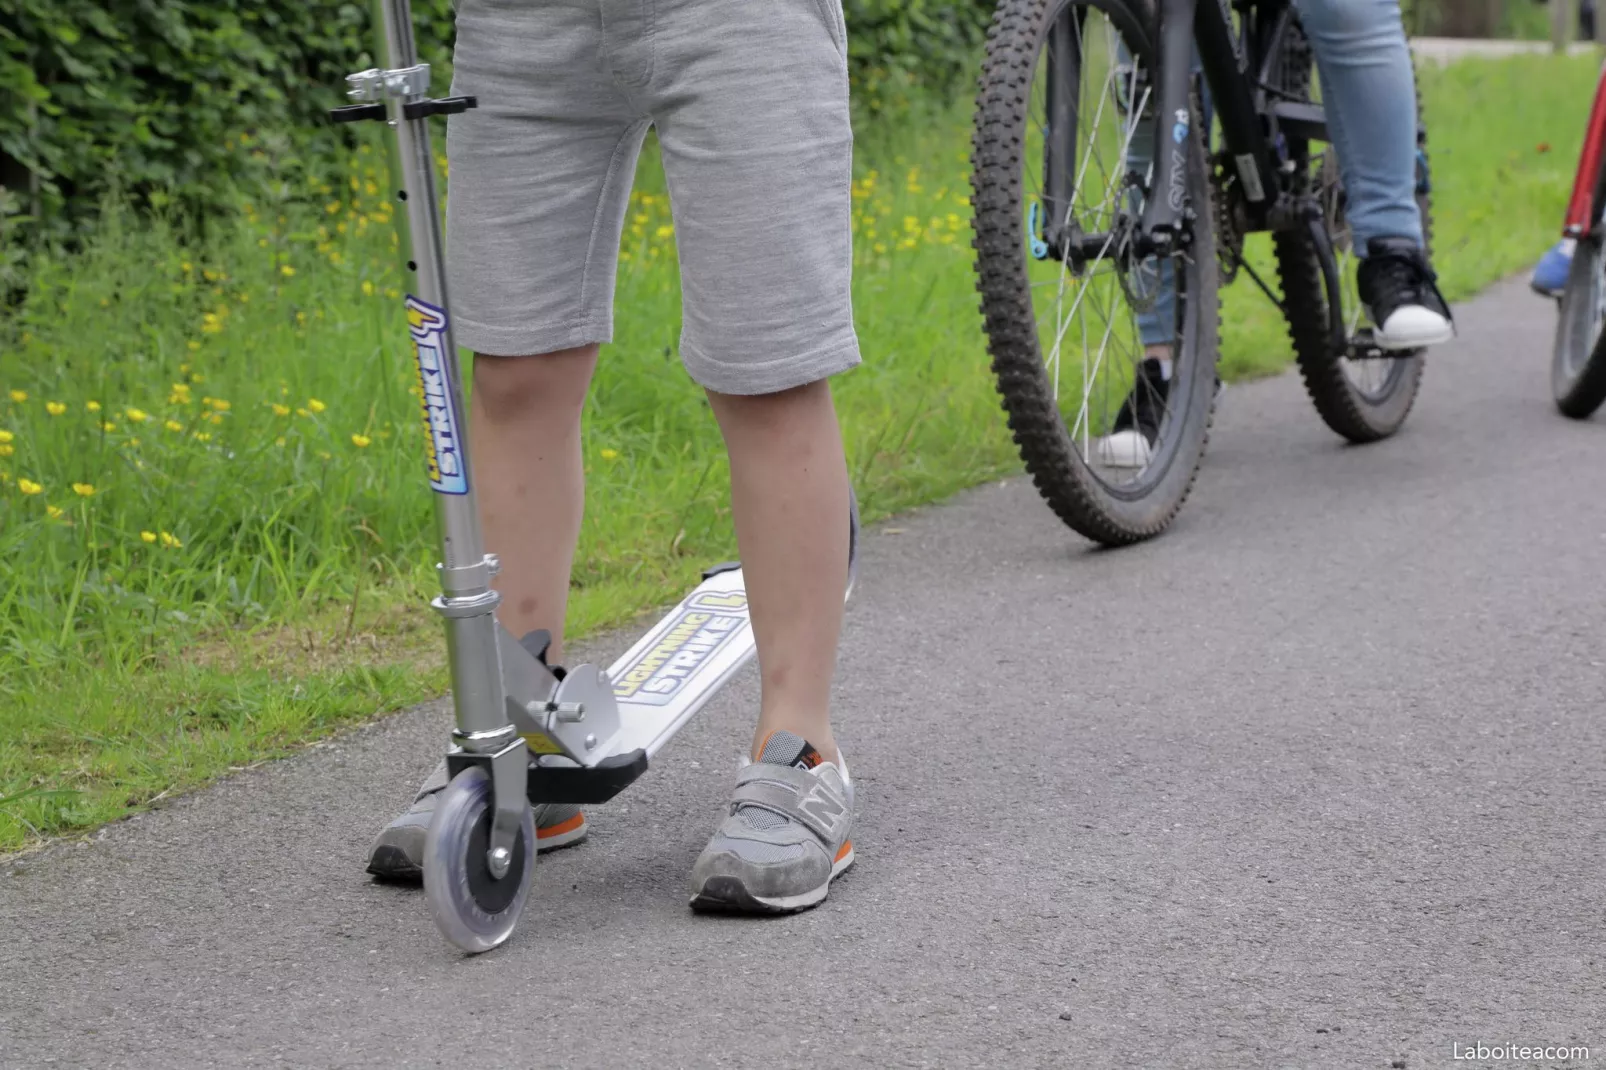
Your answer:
[444,0,862,394]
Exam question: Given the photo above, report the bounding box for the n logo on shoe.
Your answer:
[799,784,847,833]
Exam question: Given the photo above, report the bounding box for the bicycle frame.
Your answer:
[1143,0,1327,240]
[1563,63,1606,237]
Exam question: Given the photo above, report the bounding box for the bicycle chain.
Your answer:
[1211,162,1246,284]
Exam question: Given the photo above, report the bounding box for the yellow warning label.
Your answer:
[521,732,564,755]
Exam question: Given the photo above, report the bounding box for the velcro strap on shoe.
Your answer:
[732,764,851,847]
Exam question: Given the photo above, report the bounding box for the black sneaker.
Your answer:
[1356,237,1454,350]
[1095,357,1169,468]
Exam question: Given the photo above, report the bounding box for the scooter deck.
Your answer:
[601,564,755,760]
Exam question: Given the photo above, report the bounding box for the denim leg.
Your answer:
[1120,45,1206,347]
[1291,0,1422,248]
[1122,99,1177,346]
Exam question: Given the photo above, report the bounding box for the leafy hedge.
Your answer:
[0,0,993,241]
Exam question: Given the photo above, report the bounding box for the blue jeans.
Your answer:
[1130,0,1423,345]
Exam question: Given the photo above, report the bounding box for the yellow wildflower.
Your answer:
[362,280,375,296]
[86,401,101,413]
[165,420,183,432]
[208,413,224,425]
[326,201,341,214]
[317,450,332,460]
[193,431,211,443]
[655,225,674,240]
[19,479,42,495]
[0,444,12,457]
[272,403,291,417]
[209,398,231,411]
[275,436,286,447]
[0,429,11,443]
[46,401,65,415]
[46,504,63,519]
[296,407,311,418]
[181,261,193,274]
[385,288,399,299]
[600,448,620,460]
[126,408,149,422]
[140,531,157,544]
[280,264,296,277]
[307,398,326,414]
[9,390,26,403]
[72,483,94,497]
[160,531,182,548]
[101,421,116,433]
[351,434,371,448]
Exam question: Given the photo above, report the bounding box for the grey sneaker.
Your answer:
[365,760,588,881]
[689,730,855,914]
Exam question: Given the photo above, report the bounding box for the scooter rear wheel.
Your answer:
[423,765,537,954]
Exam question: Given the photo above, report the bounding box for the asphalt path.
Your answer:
[2,276,1603,1069]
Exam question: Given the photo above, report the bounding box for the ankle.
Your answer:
[751,725,839,767]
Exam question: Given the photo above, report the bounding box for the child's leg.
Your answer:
[471,346,596,662]
[365,345,598,879]
[707,382,850,764]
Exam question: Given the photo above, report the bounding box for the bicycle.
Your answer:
[970,0,1434,545]
[1549,61,1606,420]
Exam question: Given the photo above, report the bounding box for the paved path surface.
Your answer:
[1410,36,1599,63]
[3,277,1604,1069]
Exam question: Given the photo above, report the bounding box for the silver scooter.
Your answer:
[333,0,859,953]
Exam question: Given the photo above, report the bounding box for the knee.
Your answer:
[471,345,596,423]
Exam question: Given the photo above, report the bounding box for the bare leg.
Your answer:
[470,345,597,664]
[706,381,850,765]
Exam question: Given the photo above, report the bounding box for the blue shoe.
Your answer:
[1532,239,1575,298]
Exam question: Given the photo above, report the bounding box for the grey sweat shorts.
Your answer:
[444,0,862,394]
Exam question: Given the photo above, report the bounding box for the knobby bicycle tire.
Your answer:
[970,0,1220,545]
[1273,29,1431,444]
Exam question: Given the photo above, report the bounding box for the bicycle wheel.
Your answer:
[1271,23,1430,443]
[971,0,1220,545]
[1553,228,1606,418]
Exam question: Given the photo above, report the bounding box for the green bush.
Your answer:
[0,0,455,240]
[0,0,994,243]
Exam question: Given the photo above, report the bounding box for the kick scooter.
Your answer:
[332,0,860,954]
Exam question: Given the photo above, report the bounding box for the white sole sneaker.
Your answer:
[1095,429,1153,468]
[1373,304,1455,349]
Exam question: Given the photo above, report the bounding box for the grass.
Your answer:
[0,52,1597,851]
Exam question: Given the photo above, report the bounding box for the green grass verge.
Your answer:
[0,53,1595,851]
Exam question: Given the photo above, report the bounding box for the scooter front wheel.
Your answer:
[423,765,536,953]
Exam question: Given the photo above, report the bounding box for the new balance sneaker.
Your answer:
[1094,357,1169,469]
[1356,236,1454,350]
[365,759,588,881]
[1531,238,1575,298]
[689,730,855,914]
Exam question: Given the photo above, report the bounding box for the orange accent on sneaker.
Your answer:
[834,840,853,863]
[537,812,586,840]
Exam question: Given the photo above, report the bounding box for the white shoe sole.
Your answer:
[1095,429,1153,468]
[689,844,855,914]
[1372,306,1455,350]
